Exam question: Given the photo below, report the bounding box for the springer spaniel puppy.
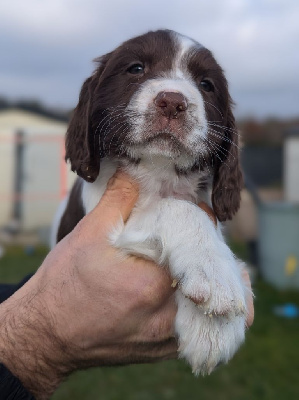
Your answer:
[53,30,249,375]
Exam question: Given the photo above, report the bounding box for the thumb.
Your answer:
[88,170,139,230]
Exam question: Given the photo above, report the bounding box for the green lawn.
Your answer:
[0,245,298,400]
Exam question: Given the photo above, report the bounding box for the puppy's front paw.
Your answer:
[175,292,246,375]
[177,253,247,317]
[178,269,211,306]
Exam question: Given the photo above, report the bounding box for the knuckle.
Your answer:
[103,184,138,207]
[107,173,139,198]
[118,185,138,203]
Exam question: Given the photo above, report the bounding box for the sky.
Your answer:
[0,0,298,119]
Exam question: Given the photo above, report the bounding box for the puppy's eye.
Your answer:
[127,63,144,75]
[200,79,214,92]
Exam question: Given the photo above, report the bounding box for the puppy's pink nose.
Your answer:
[154,91,188,119]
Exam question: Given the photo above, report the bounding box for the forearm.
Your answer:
[0,281,70,400]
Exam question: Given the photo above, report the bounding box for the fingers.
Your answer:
[131,281,177,354]
[93,170,139,222]
[81,170,139,240]
[129,337,178,363]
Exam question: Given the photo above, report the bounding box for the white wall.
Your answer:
[0,110,76,232]
[21,127,76,230]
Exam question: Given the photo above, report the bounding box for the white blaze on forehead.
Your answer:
[171,32,204,79]
[128,32,206,114]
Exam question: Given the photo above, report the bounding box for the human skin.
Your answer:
[0,171,254,399]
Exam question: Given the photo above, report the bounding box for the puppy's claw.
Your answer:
[171,279,178,288]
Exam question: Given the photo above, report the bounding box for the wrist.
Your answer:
[0,278,73,399]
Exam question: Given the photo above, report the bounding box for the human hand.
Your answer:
[0,171,177,399]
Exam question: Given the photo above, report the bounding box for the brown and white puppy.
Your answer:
[52,30,248,375]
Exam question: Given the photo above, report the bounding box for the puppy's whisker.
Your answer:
[99,111,125,140]
[208,130,241,150]
[204,139,224,162]
[203,138,231,169]
[101,112,125,137]
[198,149,211,174]
[206,137,236,160]
[108,128,130,157]
[106,122,129,155]
[95,108,124,137]
[208,123,241,135]
[95,110,124,155]
[203,102,224,119]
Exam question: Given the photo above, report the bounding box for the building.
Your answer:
[0,108,76,233]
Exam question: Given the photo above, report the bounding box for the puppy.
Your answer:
[54,30,249,375]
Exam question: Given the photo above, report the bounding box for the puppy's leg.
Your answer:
[112,198,248,374]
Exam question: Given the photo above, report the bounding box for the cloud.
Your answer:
[0,0,298,118]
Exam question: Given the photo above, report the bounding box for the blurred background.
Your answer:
[0,0,299,399]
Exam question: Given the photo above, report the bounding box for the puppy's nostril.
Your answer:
[154,91,188,118]
[158,99,168,108]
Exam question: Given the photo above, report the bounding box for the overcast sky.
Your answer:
[0,0,298,119]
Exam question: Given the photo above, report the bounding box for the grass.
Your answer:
[0,245,299,399]
[0,245,48,283]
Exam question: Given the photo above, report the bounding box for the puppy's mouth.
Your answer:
[145,131,181,144]
[143,130,189,154]
[120,128,199,163]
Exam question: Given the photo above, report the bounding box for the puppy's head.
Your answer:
[66,30,243,221]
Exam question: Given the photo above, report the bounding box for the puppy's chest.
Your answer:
[151,178,198,203]
[127,165,203,207]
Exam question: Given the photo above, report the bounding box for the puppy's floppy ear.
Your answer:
[211,102,243,222]
[65,54,110,182]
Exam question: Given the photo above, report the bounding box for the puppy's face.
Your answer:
[66,30,243,221]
